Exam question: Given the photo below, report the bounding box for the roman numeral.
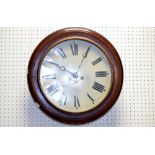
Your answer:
[95,71,109,77]
[42,74,56,80]
[70,42,78,55]
[83,46,91,58]
[58,48,67,58]
[92,82,105,93]
[47,83,59,95]
[74,96,80,109]
[92,57,103,65]
[87,93,94,104]
[59,92,67,106]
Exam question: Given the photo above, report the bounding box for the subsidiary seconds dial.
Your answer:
[27,28,123,124]
[39,39,112,113]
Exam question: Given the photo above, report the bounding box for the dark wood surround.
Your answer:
[27,27,123,124]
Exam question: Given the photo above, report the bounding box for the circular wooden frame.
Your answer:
[27,27,123,124]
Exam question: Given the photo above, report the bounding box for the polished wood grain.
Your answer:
[27,27,123,124]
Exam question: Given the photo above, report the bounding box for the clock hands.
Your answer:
[48,62,60,68]
[72,46,91,78]
[45,45,91,79]
[47,61,77,78]
[77,46,91,72]
[59,65,78,78]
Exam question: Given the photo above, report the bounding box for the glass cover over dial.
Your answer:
[39,39,112,113]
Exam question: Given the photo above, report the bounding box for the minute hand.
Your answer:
[78,46,91,69]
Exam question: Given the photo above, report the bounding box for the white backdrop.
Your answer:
[0,27,154,126]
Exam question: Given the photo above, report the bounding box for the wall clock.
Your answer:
[27,27,123,124]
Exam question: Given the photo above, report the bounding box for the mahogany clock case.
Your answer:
[27,27,123,124]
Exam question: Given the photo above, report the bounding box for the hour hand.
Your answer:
[44,56,61,68]
[44,56,77,77]
[48,62,61,69]
[46,60,76,77]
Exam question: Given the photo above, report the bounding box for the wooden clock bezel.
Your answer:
[27,27,123,124]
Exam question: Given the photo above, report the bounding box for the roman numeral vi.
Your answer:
[74,96,80,109]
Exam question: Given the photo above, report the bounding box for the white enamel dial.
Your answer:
[39,39,112,113]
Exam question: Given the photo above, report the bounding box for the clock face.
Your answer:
[28,28,123,124]
[39,39,112,113]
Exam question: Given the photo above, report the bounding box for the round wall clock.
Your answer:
[27,27,123,124]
